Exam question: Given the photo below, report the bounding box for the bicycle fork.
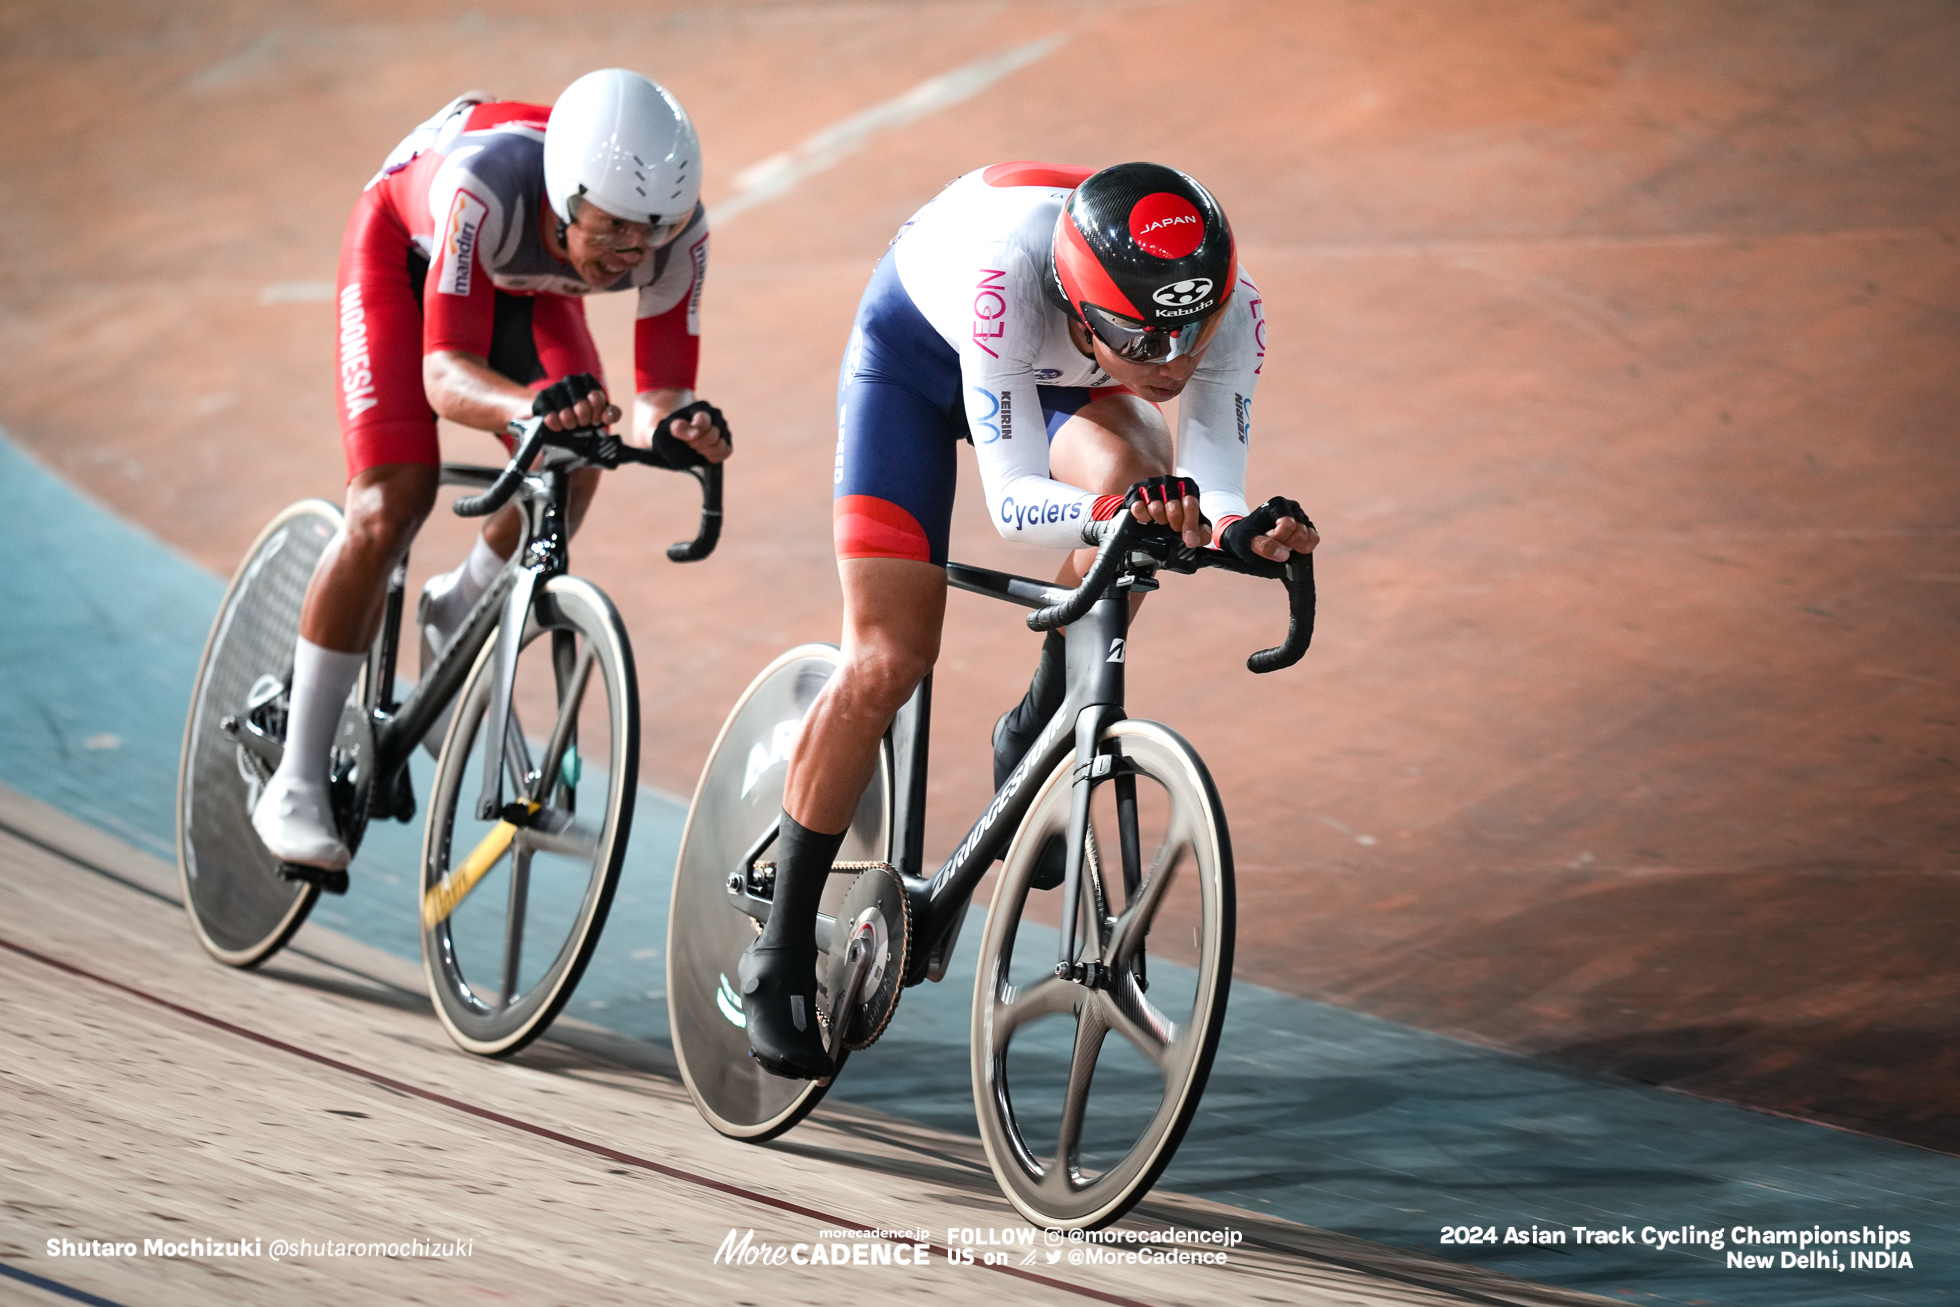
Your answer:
[1055,588,1131,985]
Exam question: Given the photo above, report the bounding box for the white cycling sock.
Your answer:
[274,638,366,790]
[466,531,506,593]
[426,533,509,638]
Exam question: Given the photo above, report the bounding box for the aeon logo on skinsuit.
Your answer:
[741,718,802,797]
[1153,278,1213,308]
[1128,192,1204,258]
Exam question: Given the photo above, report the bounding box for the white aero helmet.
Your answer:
[544,69,700,230]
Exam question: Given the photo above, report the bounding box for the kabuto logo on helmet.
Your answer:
[1129,193,1205,258]
[1152,278,1214,308]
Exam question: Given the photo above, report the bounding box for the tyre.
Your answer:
[420,575,637,1056]
[178,500,344,967]
[667,644,890,1140]
[972,719,1234,1228]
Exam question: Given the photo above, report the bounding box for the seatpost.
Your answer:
[372,561,408,715]
[889,675,932,880]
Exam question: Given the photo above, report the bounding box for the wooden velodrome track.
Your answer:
[1,785,1616,1306]
[0,0,1954,1300]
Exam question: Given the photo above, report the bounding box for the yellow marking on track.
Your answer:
[421,802,539,928]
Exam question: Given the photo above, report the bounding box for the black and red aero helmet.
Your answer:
[1047,162,1236,336]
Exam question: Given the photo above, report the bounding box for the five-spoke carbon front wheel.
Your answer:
[420,576,637,1057]
[972,719,1234,1229]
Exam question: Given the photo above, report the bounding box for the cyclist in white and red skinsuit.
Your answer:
[253,70,731,874]
[738,162,1319,1078]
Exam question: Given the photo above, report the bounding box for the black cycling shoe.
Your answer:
[737,939,832,1080]
[994,712,1069,890]
[993,629,1067,793]
[1028,835,1067,891]
[992,708,1037,794]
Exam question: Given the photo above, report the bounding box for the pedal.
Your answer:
[278,862,349,896]
[823,864,911,1051]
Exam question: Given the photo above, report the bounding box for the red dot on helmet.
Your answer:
[1128,193,1204,259]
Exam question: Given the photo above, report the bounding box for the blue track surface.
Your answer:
[3,429,1952,1306]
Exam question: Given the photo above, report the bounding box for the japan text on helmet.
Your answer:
[1046,163,1236,361]
[544,69,701,230]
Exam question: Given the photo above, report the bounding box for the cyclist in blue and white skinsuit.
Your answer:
[742,161,1318,1079]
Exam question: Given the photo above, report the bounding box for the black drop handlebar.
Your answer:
[451,416,723,563]
[1027,513,1316,673]
[450,419,552,518]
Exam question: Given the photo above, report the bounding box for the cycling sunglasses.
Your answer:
[579,210,690,252]
[1082,303,1225,364]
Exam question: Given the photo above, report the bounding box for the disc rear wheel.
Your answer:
[178,500,343,967]
[667,644,890,1140]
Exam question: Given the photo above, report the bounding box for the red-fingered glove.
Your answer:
[1090,475,1202,521]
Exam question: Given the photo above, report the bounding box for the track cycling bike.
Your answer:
[667,509,1313,1227]
[178,416,719,1055]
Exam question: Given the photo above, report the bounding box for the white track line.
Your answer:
[708,33,1070,226]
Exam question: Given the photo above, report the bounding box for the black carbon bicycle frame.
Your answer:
[361,459,572,826]
[880,560,1141,986]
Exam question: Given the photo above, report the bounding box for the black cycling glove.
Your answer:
[1219,495,1314,563]
[532,372,605,420]
[649,399,731,469]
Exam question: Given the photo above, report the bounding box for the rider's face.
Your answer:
[561,203,682,287]
[1074,314,1221,403]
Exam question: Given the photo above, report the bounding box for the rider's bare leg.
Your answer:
[992,393,1174,787]
[786,558,948,832]
[253,462,437,868]
[739,558,947,1078]
[299,462,439,653]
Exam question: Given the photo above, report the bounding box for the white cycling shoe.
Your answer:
[250,772,351,871]
[418,573,465,758]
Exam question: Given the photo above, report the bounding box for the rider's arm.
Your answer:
[422,349,537,429]
[1175,271,1315,561]
[629,206,726,461]
[419,162,609,434]
[960,247,1103,549]
[422,350,611,431]
[1171,271,1260,539]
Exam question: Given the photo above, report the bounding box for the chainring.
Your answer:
[824,864,911,1051]
[330,697,376,859]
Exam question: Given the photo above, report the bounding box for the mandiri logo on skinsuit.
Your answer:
[438,189,489,297]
